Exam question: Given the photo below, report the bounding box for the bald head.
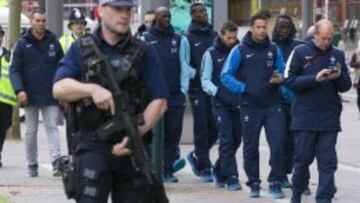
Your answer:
[154,7,171,29]
[314,19,334,35]
[313,19,334,51]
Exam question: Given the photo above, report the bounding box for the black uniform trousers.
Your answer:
[76,143,156,203]
[0,102,13,154]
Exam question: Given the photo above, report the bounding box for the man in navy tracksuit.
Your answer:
[221,14,286,199]
[142,7,187,183]
[181,2,217,182]
[10,9,64,177]
[200,22,241,191]
[285,20,351,203]
[272,15,304,189]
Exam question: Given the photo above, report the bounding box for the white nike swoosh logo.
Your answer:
[26,44,32,48]
[246,54,254,58]
[305,56,313,60]
[150,41,158,45]
[194,42,202,47]
[217,58,225,62]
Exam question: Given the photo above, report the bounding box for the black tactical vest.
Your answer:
[75,33,149,134]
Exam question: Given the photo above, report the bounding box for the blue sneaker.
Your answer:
[199,168,213,182]
[173,158,186,173]
[162,173,178,183]
[186,151,200,176]
[226,176,242,191]
[268,181,285,199]
[280,177,292,188]
[249,182,260,198]
[303,186,311,195]
[213,172,225,188]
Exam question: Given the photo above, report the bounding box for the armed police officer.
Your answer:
[53,0,169,202]
[285,19,351,203]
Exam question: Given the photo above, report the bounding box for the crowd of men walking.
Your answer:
[0,1,358,203]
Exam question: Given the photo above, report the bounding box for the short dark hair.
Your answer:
[145,9,155,15]
[220,21,238,34]
[250,14,267,26]
[189,2,205,15]
[30,8,45,18]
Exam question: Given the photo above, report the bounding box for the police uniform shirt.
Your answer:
[53,34,169,101]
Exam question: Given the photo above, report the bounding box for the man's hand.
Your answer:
[111,137,132,157]
[316,68,341,82]
[17,91,28,106]
[325,68,341,80]
[269,71,283,84]
[90,84,115,115]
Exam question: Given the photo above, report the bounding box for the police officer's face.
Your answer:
[314,26,334,51]
[192,5,208,24]
[221,30,238,48]
[99,5,132,34]
[70,22,86,36]
[277,18,292,39]
[156,12,171,28]
[30,13,46,34]
[250,19,267,41]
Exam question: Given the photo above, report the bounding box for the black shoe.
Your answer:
[249,182,260,198]
[268,181,285,199]
[290,195,301,203]
[20,115,25,122]
[303,186,311,195]
[28,164,39,177]
[0,155,2,168]
[52,158,62,177]
[162,172,179,183]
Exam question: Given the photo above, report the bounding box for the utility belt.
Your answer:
[59,149,151,200]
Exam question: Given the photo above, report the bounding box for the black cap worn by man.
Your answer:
[99,0,138,6]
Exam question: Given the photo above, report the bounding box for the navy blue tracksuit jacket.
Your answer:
[143,24,186,174]
[182,22,218,171]
[221,31,286,185]
[10,28,63,106]
[285,40,351,131]
[201,37,242,181]
[272,33,304,175]
[285,39,351,202]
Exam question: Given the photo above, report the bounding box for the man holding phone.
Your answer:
[285,19,352,203]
